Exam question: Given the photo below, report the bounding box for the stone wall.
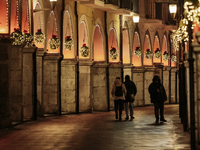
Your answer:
[171,68,177,103]
[61,60,76,113]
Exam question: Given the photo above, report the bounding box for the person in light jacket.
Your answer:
[148,75,167,123]
[111,77,127,121]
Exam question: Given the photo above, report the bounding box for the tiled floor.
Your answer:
[0,104,191,150]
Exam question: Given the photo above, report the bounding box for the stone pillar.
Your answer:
[61,60,77,113]
[0,38,12,128]
[36,49,45,117]
[144,67,155,105]
[163,67,170,103]
[171,68,177,103]
[43,53,61,114]
[133,68,144,106]
[22,47,37,119]
[92,63,108,111]
[79,61,93,112]
[109,64,122,108]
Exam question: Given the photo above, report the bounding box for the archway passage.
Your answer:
[47,11,59,53]
[132,32,141,67]
[162,35,169,66]
[108,28,119,63]
[22,0,30,33]
[122,30,130,64]
[153,35,161,64]
[34,2,44,48]
[93,25,105,61]
[63,10,74,59]
[0,0,9,33]
[79,21,89,59]
[143,35,152,66]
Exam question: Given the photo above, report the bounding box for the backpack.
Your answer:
[115,84,123,96]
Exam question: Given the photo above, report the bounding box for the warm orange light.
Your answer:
[162,35,169,66]
[123,30,130,64]
[153,36,161,63]
[143,35,152,66]
[0,0,9,33]
[132,32,141,67]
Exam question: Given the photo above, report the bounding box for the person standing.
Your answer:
[111,77,127,121]
[148,75,167,123]
[124,75,137,121]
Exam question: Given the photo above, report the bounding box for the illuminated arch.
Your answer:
[108,28,119,62]
[162,34,169,66]
[22,0,30,33]
[93,24,105,61]
[0,0,9,33]
[47,11,59,53]
[33,2,44,48]
[122,22,130,64]
[63,8,74,59]
[132,31,142,67]
[170,38,176,67]
[153,32,161,63]
[143,31,152,66]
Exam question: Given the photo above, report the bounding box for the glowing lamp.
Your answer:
[133,15,140,23]
[169,4,177,14]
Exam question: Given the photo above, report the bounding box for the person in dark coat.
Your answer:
[124,75,137,121]
[148,75,167,123]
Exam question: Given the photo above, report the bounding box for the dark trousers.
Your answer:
[154,102,164,119]
[114,99,124,119]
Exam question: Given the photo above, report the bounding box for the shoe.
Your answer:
[119,118,122,121]
[125,117,129,120]
[116,114,118,119]
[160,119,167,122]
[131,116,134,119]
[156,118,159,123]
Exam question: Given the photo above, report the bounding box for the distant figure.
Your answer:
[148,75,167,123]
[111,77,127,121]
[124,75,137,121]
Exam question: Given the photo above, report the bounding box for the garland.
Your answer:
[109,47,118,60]
[134,46,142,57]
[145,49,153,59]
[80,44,90,57]
[163,51,170,61]
[11,28,25,45]
[64,36,73,50]
[49,35,60,49]
[34,29,45,44]
[23,30,33,47]
[154,48,161,58]
[171,53,177,62]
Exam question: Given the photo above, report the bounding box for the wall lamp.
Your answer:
[34,0,57,12]
[133,15,140,23]
[169,4,177,19]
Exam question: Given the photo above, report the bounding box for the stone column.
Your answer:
[61,60,77,113]
[171,68,177,103]
[92,63,108,111]
[109,63,122,108]
[79,61,93,112]
[133,68,144,106]
[0,38,12,128]
[36,49,45,117]
[22,47,37,119]
[163,67,170,103]
[43,53,62,114]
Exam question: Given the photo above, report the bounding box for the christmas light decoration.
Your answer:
[109,47,118,60]
[154,48,162,58]
[11,28,25,45]
[64,36,73,50]
[171,53,177,62]
[34,29,45,44]
[23,30,33,47]
[145,49,153,59]
[49,35,60,49]
[80,44,90,57]
[163,51,170,61]
[134,46,142,57]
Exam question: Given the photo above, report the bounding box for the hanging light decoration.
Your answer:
[80,43,90,57]
[163,51,170,61]
[23,30,33,47]
[145,49,153,59]
[49,35,60,49]
[34,29,45,44]
[154,48,162,58]
[134,46,142,57]
[109,47,118,60]
[64,36,73,50]
[11,28,25,45]
[171,53,177,62]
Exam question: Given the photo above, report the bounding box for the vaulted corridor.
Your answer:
[0,104,190,150]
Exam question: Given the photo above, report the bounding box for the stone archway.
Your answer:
[22,0,30,33]
[0,0,9,33]
[132,31,142,67]
[162,34,169,66]
[10,0,20,33]
[122,29,130,64]
[143,32,152,66]
[153,34,161,64]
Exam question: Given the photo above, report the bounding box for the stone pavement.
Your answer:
[0,104,190,150]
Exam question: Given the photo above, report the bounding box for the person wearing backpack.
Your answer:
[111,77,127,121]
[124,75,137,121]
